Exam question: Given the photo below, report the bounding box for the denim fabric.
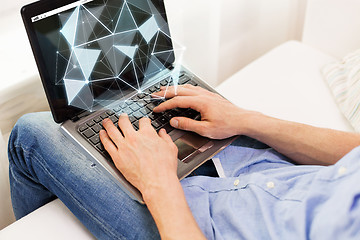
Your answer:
[8,112,360,239]
[8,112,160,239]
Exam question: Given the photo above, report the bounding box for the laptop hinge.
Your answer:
[71,110,91,122]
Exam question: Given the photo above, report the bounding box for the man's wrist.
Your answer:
[142,174,205,239]
[142,174,181,205]
[235,110,268,137]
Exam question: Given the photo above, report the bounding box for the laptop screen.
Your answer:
[24,0,175,122]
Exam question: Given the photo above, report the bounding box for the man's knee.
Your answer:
[9,112,53,149]
[15,112,51,129]
[13,112,53,133]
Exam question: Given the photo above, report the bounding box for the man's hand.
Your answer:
[99,115,178,196]
[99,114,206,239]
[153,84,260,139]
[155,84,360,166]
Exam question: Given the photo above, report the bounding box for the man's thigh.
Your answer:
[9,112,160,239]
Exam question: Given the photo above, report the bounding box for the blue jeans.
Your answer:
[8,112,269,239]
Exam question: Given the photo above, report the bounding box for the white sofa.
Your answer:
[1,0,360,239]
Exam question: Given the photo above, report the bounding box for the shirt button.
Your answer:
[266,181,275,189]
[338,166,347,175]
[234,179,240,186]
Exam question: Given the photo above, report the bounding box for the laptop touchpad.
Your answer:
[174,133,214,163]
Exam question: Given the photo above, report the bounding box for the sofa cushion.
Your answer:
[323,49,360,132]
[0,132,14,230]
[0,199,95,239]
[216,40,354,132]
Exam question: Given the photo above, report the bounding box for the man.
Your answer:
[8,85,360,239]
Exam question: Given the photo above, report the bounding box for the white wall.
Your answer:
[165,1,221,86]
[0,0,33,15]
[165,0,307,86]
[303,0,360,58]
[1,0,307,88]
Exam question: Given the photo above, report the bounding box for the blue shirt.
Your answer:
[181,145,360,239]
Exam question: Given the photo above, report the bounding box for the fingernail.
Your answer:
[120,113,128,117]
[170,119,178,128]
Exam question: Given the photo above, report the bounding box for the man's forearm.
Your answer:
[143,176,206,240]
[241,113,360,165]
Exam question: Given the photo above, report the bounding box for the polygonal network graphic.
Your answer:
[55,0,184,111]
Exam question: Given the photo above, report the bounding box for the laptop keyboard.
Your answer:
[77,74,200,158]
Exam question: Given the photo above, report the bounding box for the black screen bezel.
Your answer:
[21,0,175,123]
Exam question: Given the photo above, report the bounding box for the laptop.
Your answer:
[21,0,236,203]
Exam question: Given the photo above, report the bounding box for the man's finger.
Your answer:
[153,96,202,113]
[153,85,199,99]
[102,118,123,146]
[170,117,206,135]
[158,128,173,143]
[99,130,118,155]
[118,113,136,137]
[138,117,154,133]
[160,84,196,91]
